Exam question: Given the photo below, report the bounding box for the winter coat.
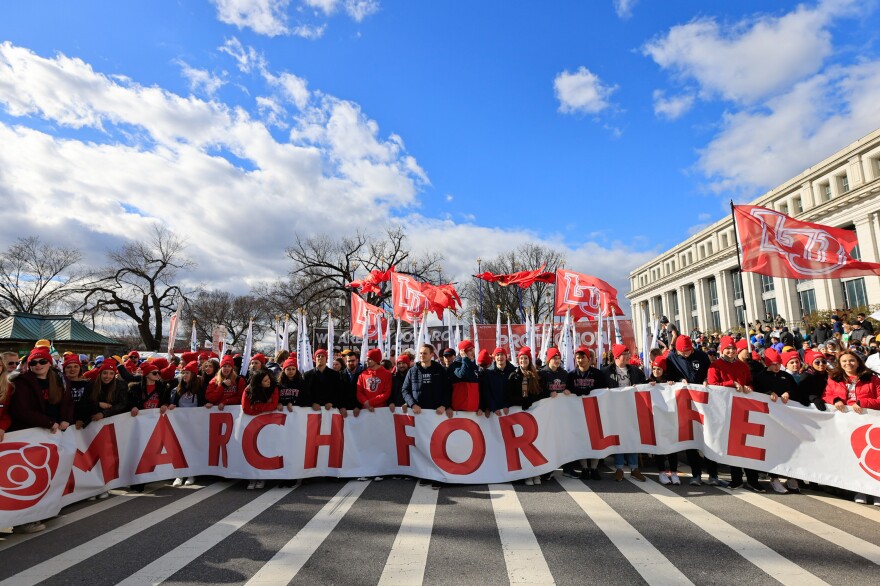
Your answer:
[450,357,480,411]
[401,361,449,409]
[664,350,711,384]
[356,367,393,408]
[481,362,515,412]
[304,367,343,407]
[205,376,246,405]
[8,370,74,431]
[824,374,880,409]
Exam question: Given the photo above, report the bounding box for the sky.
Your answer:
[1,0,879,311]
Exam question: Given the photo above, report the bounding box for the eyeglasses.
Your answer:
[28,359,50,367]
[5,361,18,367]
[813,359,827,365]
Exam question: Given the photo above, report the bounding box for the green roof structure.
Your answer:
[0,312,121,346]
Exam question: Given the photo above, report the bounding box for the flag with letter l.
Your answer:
[733,204,880,278]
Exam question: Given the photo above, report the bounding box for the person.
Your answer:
[389,354,411,412]
[401,343,450,489]
[265,350,288,378]
[507,346,547,485]
[304,348,343,413]
[752,349,798,493]
[647,355,680,485]
[795,350,830,410]
[539,348,568,398]
[205,355,246,409]
[339,351,363,416]
[481,347,515,417]
[824,350,880,504]
[601,344,646,482]
[332,356,345,372]
[0,356,14,441]
[277,356,313,411]
[62,354,91,429]
[127,361,173,417]
[708,336,762,492]
[566,346,608,480]
[170,361,203,487]
[857,312,875,335]
[440,347,457,369]
[781,350,803,383]
[8,346,73,433]
[357,348,392,412]
[450,340,480,414]
[850,321,867,346]
[242,370,280,490]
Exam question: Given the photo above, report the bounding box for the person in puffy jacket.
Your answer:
[449,340,480,413]
[8,347,73,433]
[506,346,546,485]
[242,370,279,415]
[481,347,515,415]
[795,350,829,410]
[824,350,880,412]
[401,344,450,415]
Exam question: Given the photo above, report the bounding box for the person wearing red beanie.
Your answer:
[205,354,246,409]
[168,361,204,487]
[481,346,515,417]
[565,346,609,480]
[357,348,392,411]
[8,347,73,434]
[449,338,480,414]
[507,345,546,485]
[601,343,646,482]
[389,354,412,412]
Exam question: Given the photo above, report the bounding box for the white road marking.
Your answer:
[488,483,555,585]
[377,482,439,585]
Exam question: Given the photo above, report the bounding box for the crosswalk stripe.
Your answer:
[0,481,234,586]
[720,487,880,565]
[488,483,555,585]
[244,480,370,585]
[378,482,439,585]
[0,491,134,553]
[626,477,829,586]
[557,476,693,585]
[116,485,298,586]
[805,491,880,523]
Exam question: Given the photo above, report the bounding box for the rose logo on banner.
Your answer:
[850,424,880,482]
[0,443,60,511]
[751,208,847,276]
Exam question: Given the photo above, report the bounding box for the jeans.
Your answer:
[614,453,638,469]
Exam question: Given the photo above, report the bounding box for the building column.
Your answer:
[694,277,709,334]
[856,214,880,303]
[777,278,801,324]
[742,271,763,327]
[678,285,691,333]
[716,271,734,331]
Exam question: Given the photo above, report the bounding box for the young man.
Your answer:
[481,347,515,416]
[602,344,646,481]
[449,340,480,414]
[339,350,363,416]
[401,344,450,489]
[304,348,343,413]
[389,354,410,411]
[357,348,392,411]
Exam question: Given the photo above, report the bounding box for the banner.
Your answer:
[350,293,385,339]
[4,384,880,527]
[391,272,433,323]
[473,322,636,357]
[733,204,880,278]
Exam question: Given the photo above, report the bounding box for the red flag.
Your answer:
[391,272,432,323]
[554,269,623,319]
[350,293,385,338]
[346,265,396,295]
[733,205,880,279]
[421,283,462,318]
[474,264,556,288]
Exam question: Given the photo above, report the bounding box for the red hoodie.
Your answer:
[356,367,392,407]
[206,376,246,405]
[707,358,752,387]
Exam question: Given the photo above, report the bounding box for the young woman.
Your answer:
[63,354,92,429]
[9,347,73,433]
[276,356,313,411]
[647,355,681,485]
[242,370,279,490]
[507,347,546,485]
[332,356,345,372]
[128,362,173,416]
[795,350,829,410]
[824,350,880,505]
[169,361,204,487]
[205,356,246,409]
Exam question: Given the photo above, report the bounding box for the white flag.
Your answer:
[240,318,253,376]
[495,306,502,348]
[296,312,305,368]
[359,311,369,364]
[472,313,480,356]
[274,317,281,357]
[528,310,536,356]
[190,321,198,352]
[281,315,290,353]
[166,309,179,356]
[559,311,571,369]
[327,311,334,366]
[506,313,515,359]
[539,320,551,364]
[597,307,605,369]
[394,318,401,361]
[454,313,462,349]
[302,314,315,372]
[376,312,385,359]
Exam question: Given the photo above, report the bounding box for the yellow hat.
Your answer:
[35,339,51,348]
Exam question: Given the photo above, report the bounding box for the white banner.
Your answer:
[3,383,880,526]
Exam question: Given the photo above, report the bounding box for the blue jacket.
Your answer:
[665,350,711,384]
[401,361,449,409]
[481,362,515,412]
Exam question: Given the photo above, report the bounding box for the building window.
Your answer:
[779,202,789,215]
[823,182,832,200]
[735,304,746,328]
[798,289,817,318]
[711,310,721,331]
[793,196,803,214]
[841,174,850,193]
[708,277,718,306]
[760,274,775,293]
[670,291,679,319]
[688,285,697,311]
[843,278,868,308]
[731,270,743,301]
[763,297,778,320]
[721,233,728,248]
[851,243,861,261]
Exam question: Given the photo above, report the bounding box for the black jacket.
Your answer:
[602,364,647,388]
[480,362,515,412]
[567,367,608,396]
[304,367,343,407]
[665,350,711,384]
[401,362,449,409]
[506,367,547,410]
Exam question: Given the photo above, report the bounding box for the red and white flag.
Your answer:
[391,272,432,323]
[350,293,385,338]
[734,204,880,279]
[554,269,623,319]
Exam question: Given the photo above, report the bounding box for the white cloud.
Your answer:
[698,60,880,194]
[613,0,637,20]
[445,194,453,202]
[652,89,694,120]
[177,61,226,97]
[643,2,847,104]
[303,0,379,21]
[554,67,617,115]
[219,38,267,74]
[212,0,292,37]
[291,23,326,39]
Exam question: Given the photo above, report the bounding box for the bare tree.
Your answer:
[260,226,446,333]
[183,290,271,349]
[75,226,195,351]
[460,243,565,323]
[0,236,87,317]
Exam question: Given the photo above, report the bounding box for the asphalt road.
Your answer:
[1,463,879,585]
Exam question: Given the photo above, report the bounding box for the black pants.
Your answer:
[730,466,759,486]
[686,449,717,479]
[658,452,679,471]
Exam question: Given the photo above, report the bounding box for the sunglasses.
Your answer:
[5,361,18,367]
[28,359,50,367]
[813,359,827,365]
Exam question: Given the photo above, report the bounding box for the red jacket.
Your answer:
[823,375,880,409]
[206,376,246,405]
[0,383,12,431]
[707,358,752,387]
[356,367,392,407]
[242,387,279,415]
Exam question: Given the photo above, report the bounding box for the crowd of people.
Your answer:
[2,309,880,534]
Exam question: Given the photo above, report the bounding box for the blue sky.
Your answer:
[1,0,878,305]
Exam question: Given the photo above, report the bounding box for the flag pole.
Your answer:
[730,200,753,350]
